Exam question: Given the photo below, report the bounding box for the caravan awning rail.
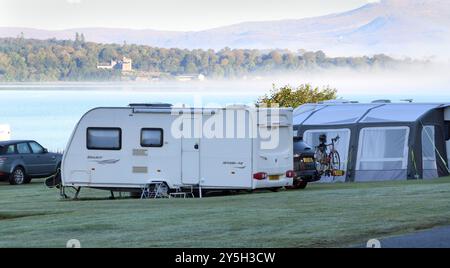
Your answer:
[132,106,292,114]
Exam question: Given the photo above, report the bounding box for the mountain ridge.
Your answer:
[1,0,449,57]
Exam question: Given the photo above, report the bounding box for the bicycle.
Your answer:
[314,135,342,180]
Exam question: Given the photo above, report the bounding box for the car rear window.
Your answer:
[0,145,15,154]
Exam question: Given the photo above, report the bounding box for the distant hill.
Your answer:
[1,0,449,57]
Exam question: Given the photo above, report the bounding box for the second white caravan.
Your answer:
[61,104,294,195]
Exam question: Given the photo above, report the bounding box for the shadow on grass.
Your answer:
[60,188,288,202]
[0,212,53,221]
[48,177,450,203]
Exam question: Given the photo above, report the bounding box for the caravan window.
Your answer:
[141,128,163,147]
[87,128,122,150]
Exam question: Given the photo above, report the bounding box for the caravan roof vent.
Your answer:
[371,99,392,104]
[226,104,250,109]
[129,103,173,108]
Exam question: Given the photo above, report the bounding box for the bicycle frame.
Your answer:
[315,135,341,178]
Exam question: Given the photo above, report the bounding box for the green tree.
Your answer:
[99,47,118,62]
[257,84,337,108]
[0,37,403,82]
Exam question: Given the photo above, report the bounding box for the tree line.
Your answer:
[0,35,407,82]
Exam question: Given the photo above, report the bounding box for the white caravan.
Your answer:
[61,104,294,194]
[0,124,11,141]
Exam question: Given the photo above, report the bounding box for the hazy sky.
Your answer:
[0,0,379,31]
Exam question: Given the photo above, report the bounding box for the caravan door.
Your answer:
[181,115,201,184]
[200,109,253,188]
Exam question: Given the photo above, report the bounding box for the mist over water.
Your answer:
[267,63,450,102]
[1,64,449,150]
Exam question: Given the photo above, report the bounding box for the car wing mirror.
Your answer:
[43,148,48,154]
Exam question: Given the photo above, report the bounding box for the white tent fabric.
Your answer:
[360,104,440,123]
[295,102,450,182]
[294,103,445,126]
[303,104,378,125]
[422,126,438,179]
[293,105,321,125]
[356,127,410,181]
[304,128,350,182]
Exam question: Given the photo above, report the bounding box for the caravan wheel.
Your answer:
[157,183,170,196]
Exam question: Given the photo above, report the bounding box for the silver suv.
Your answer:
[0,140,62,185]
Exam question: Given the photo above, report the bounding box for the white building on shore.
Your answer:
[175,74,206,82]
[97,57,132,73]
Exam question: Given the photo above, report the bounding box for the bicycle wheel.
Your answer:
[315,149,326,175]
[330,151,341,180]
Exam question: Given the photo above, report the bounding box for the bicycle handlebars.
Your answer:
[331,135,340,143]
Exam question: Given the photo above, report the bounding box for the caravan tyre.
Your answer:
[158,183,170,196]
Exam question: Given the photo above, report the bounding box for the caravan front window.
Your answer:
[87,128,122,150]
[141,128,163,147]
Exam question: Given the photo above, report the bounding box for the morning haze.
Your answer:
[0,0,376,31]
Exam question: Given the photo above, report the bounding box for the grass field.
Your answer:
[1,177,450,248]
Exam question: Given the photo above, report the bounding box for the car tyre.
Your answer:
[297,181,308,189]
[9,167,27,185]
[291,179,308,189]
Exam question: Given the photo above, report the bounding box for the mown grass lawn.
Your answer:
[1,177,450,248]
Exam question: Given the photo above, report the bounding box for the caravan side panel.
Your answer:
[62,108,182,188]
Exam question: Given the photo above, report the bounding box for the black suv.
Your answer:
[0,140,62,185]
[292,137,321,189]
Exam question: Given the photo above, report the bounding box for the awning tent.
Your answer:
[294,102,450,182]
